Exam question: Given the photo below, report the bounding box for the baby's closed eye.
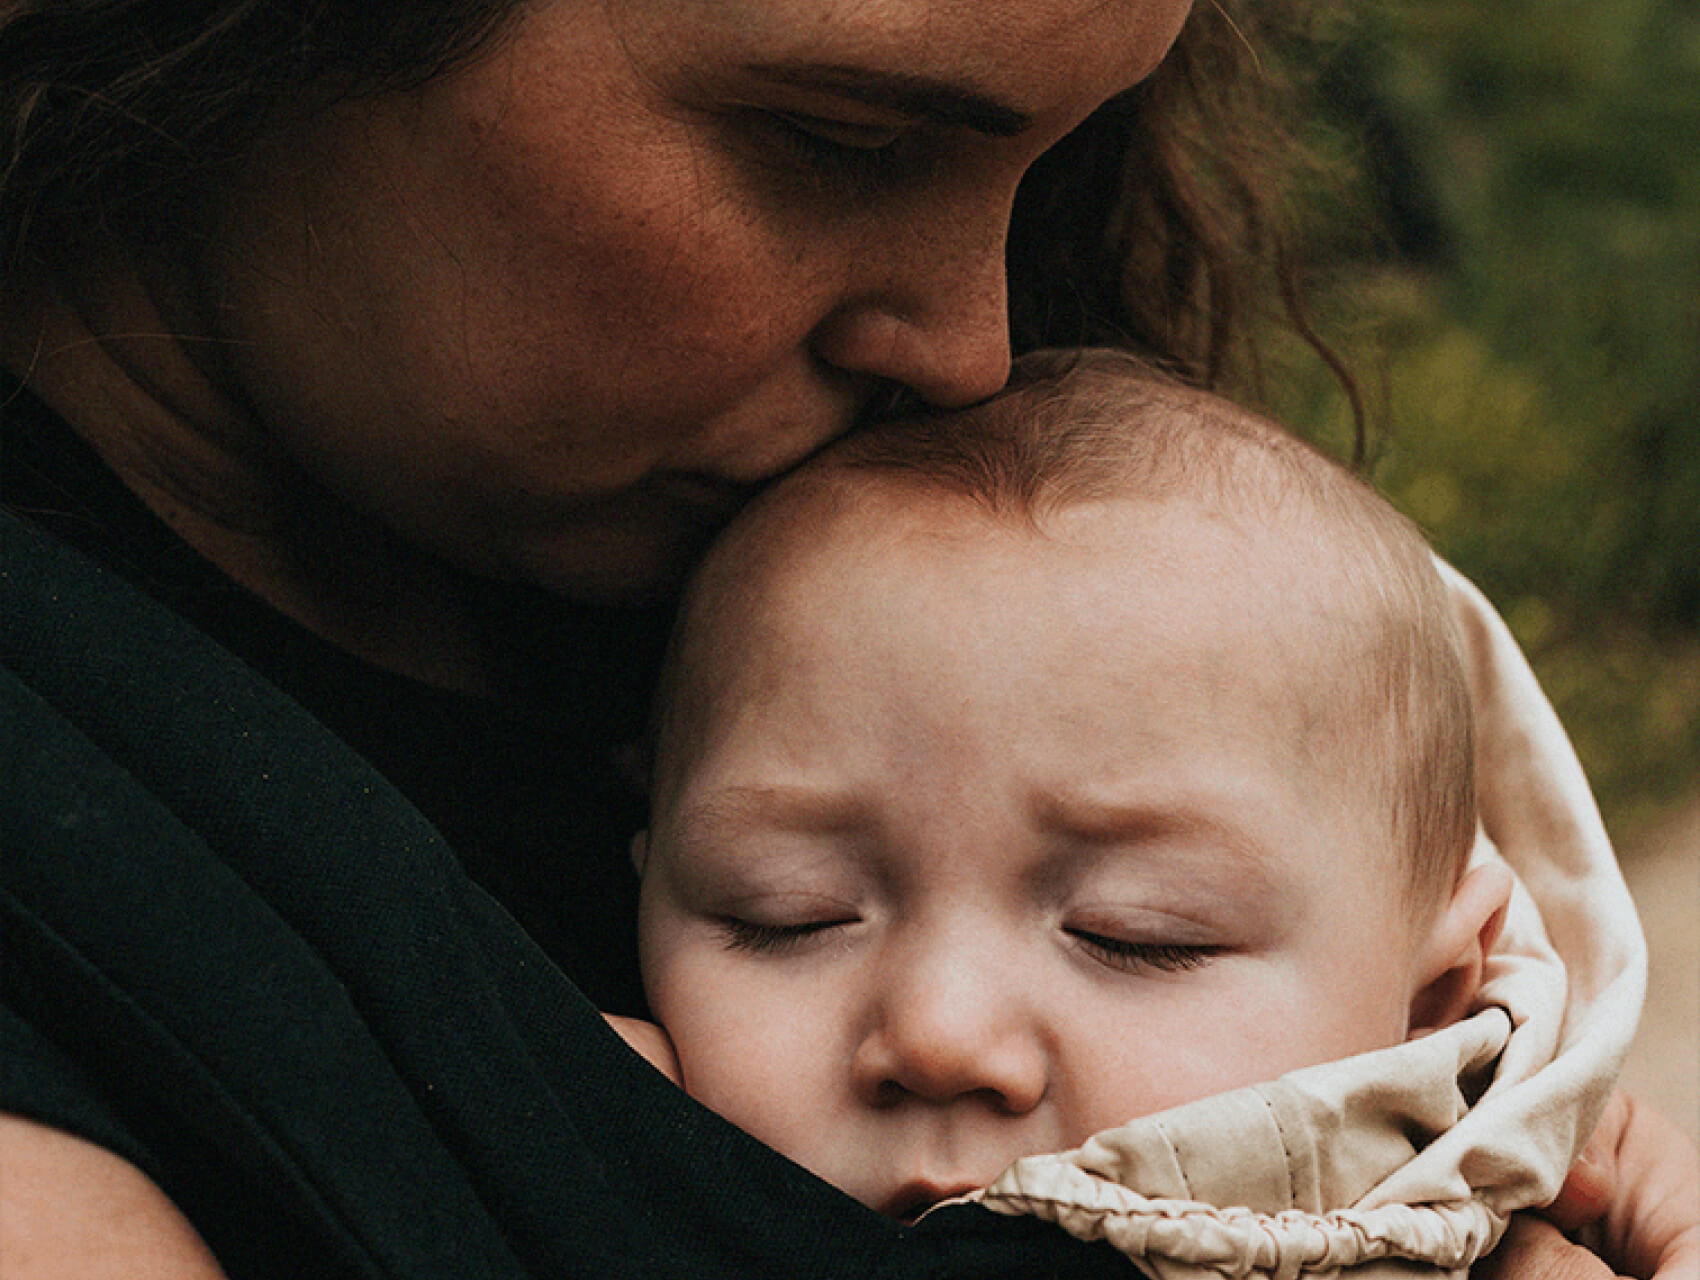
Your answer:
[717,914,859,954]
[1064,929,1222,975]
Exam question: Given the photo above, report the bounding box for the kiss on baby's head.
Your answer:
[629,349,1510,1219]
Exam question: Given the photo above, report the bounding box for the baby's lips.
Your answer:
[882,1178,982,1223]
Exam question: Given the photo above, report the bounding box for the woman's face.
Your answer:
[199,0,1192,600]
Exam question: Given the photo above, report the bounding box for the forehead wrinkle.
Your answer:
[1029,788,1286,896]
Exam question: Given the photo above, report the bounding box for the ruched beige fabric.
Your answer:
[954,565,1647,1279]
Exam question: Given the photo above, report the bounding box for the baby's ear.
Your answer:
[630,830,650,877]
[1406,860,1515,1038]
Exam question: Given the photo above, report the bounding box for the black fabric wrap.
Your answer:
[1,496,1130,1277]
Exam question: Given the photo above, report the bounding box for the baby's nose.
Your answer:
[849,952,1047,1114]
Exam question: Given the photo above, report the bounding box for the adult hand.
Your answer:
[1560,1090,1700,1279]
[1479,1090,1700,1279]
[1474,1216,1615,1280]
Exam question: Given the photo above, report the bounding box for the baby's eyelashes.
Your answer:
[716,915,859,954]
[1064,930,1222,976]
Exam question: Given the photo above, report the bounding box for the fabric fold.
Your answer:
[953,562,1646,1278]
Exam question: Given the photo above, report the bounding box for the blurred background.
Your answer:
[1268,0,1698,1138]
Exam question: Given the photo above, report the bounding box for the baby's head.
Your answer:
[633,349,1510,1218]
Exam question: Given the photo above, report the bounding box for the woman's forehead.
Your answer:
[617,0,1193,105]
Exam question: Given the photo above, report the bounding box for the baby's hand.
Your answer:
[605,1014,683,1084]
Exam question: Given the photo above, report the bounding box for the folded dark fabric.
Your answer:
[2,507,1130,1278]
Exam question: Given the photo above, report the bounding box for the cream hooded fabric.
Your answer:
[954,565,1647,1279]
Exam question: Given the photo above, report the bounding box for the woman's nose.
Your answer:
[850,951,1047,1114]
[812,213,1014,410]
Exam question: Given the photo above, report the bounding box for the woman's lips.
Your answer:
[653,471,761,512]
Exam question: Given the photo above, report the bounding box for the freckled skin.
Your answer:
[186,0,1193,603]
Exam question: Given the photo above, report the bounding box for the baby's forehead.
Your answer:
[675,468,1362,733]
[687,469,1002,612]
[705,458,1341,603]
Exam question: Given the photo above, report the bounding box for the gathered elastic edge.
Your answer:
[976,1183,1507,1273]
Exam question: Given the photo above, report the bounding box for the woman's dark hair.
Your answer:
[0,1,517,266]
[1007,2,1360,423]
[0,0,1353,408]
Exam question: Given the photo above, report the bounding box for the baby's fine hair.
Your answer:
[826,348,1478,906]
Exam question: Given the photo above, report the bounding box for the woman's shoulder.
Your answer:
[0,1114,225,1279]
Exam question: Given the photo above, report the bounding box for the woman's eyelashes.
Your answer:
[749,109,914,194]
[1066,929,1220,975]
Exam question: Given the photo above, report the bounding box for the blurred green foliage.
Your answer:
[1270,0,1700,835]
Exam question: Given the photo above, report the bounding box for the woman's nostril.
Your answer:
[861,381,928,425]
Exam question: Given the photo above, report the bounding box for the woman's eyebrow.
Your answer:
[738,62,1035,137]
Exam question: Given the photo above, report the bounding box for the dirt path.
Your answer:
[1617,799,1700,1143]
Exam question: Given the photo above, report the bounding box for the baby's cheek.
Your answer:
[670,1021,835,1169]
[1190,968,1410,1086]
[1069,963,1410,1127]
[650,963,817,1123]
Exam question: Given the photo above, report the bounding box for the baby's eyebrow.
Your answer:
[676,784,871,839]
[1030,791,1282,888]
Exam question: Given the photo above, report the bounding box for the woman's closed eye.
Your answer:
[753,110,912,192]
[1067,929,1220,975]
